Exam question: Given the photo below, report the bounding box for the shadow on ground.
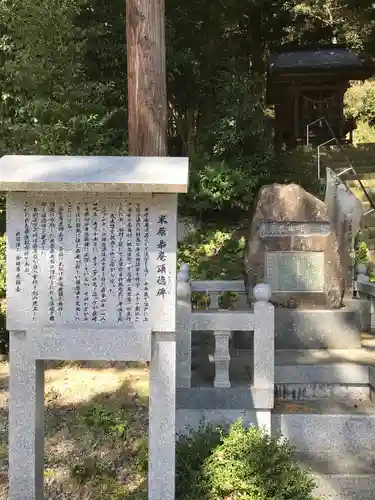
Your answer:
[0,361,149,499]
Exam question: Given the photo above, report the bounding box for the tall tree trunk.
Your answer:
[126,0,167,156]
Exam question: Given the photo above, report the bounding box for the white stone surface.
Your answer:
[149,332,176,500]
[176,264,192,388]
[6,192,177,334]
[6,168,181,500]
[325,167,364,241]
[8,331,44,500]
[253,283,271,302]
[357,262,368,275]
[191,310,254,331]
[213,331,231,388]
[0,155,189,193]
[191,280,246,293]
[30,326,151,361]
[254,300,274,394]
[176,409,271,435]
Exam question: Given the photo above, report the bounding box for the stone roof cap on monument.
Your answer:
[0,155,189,193]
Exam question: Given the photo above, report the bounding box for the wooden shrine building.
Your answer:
[267,45,375,150]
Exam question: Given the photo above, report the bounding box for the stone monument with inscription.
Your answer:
[0,155,189,500]
[244,182,366,349]
[244,183,345,309]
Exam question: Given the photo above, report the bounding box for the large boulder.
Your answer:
[244,183,346,309]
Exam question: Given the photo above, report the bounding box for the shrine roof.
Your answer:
[0,155,189,193]
[268,47,368,75]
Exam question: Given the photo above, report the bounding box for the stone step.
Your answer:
[272,399,375,475]
[190,347,375,390]
[312,474,375,500]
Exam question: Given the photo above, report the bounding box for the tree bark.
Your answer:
[126,0,167,156]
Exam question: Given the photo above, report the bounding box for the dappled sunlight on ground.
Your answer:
[0,361,149,499]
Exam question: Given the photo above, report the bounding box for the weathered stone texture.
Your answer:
[244,183,346,309]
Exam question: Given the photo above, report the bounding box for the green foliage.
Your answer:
[176,419,318,500]
[345,81,375,140]
[69,402,146,497]
[0,0,127,156]
[355,240,369,263]
[71,456,117,485]
[359,86,375,127]
[179,153,272,219]
[176,423,222,499]
[178,226,246,280]
[80,405,130,440]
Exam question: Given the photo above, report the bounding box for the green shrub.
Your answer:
[355,237,369,264]
[176,423,222,499]
[178,154,272,221]
[176,419,318,500]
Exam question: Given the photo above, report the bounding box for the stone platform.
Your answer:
[231,297,369,350]
[181,329,375,499]
[313,474,375,500]
[273,399,375,500]
[274,297,370,349]
[191,326,375,388]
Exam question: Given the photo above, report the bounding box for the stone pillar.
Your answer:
[213,330,231,388]
[176,264,191,388]
[149,332,176,500]
[148,193,177,500]
[8,331,44,500]
[208,292,220,309]
[253,284,274,433]
[356,262,369,298]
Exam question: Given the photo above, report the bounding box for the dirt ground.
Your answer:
[0,360,149,499]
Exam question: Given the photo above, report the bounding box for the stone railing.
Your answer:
[176,264,274,393]
[356,263,375,331]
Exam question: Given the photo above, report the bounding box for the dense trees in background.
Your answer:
[1,0,375,216]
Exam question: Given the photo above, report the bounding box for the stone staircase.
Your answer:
[191,325,375,499]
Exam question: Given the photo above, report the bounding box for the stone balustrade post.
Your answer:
[355,262,368,298]
[356,263,375,332]
[213,330,231,388]
[176,264,192,388]
[208,292,220,309]
[253,284,274,393]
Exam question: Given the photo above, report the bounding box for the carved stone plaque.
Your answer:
[266,252,324,292]
[7,191,177,331]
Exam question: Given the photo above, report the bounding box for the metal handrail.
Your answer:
[317,137,335,179]
[306,118,325,148]
[305,116,375,216]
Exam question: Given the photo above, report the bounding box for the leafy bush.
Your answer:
[178,227,246,280]
[176,419,318,500]
[178,153,272,221]
[176,423,222,499]
[355,230,370,265]
[356,240,369,263]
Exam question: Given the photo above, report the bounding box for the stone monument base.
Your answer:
[273,297,369,349]
[233,297,369,350]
